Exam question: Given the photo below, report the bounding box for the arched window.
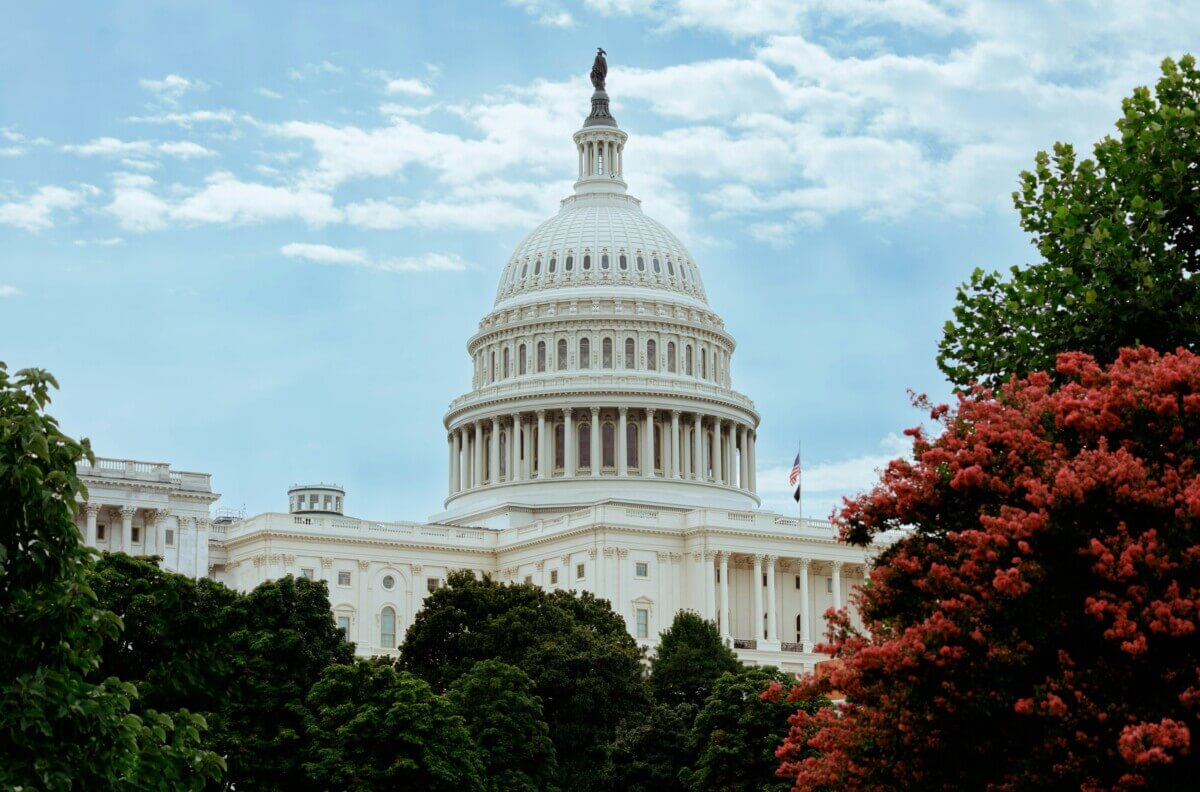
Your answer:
[579,338,590,369]
[653,257,661,274]
[602,338,613,368]
[503,347,510,378]
[626,422,639,470]
[554,423,565,470]
[565,255,574,271]
[549,257,557,273]
[537,341,546,373]
[681,263,689,281]
[701,349,708,379]
[534,258,541,275]
[619,254,628,270]
[602,422,615,468]
[380,606,396,649]
[578,422,590,469]
[647,339,657,371]
[667,258,675,275]
[557,338,568,371]
[601,253,609,269]
[519,344,527,375]
[667,341,677,373]
[583,254,592,270]
[624,337,635,369]
[685,345,694,375]
[636,255,645,272]
[521,262,528,278]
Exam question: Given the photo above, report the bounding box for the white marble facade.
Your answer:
[75,76,885,674]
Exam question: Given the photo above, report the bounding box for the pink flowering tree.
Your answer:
[778,349,1200,790]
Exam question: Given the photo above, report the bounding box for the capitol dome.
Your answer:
[441,56,760,520]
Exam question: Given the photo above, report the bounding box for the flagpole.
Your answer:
[797,439,802,525]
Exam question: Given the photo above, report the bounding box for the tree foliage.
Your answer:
[602,701,696,792]
[680,667,813,792]
[446,659,558,792]
[400,571,648,790]
[650,610,741,708]
[939,55,1200,389]
[304,659,485,791]
[0,364,223,790]
[780,349,1200,789]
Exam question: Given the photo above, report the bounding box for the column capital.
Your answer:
[563,407,573,418]
[765,554,779,564]
[590,405,600,416]
[703,549,717,561]
[798,557,811,570]
[717,549,731,563]
[536,408,546,418]
[645,407,655,417]
[831,560,844,571]
[491,415,500,425]
[143,509,160,526]
[751,553,765,564]
[671,409,681,418]
[618,405,628,416]
[120,505,137,518]
[411,563,424,574]
[85,503,102,517]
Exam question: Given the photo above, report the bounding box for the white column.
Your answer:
[719,551,730,640]
[752,554,763,641]
[617,407,628,476]
[456,428,467,490]
[692,413,702,480]
[766,555,778,642]
[740,425,750,490]
[564,408,575,477]
[590,407,601,477]
[799,558,812,649]
[474,421,484,488]
[671,410,682,479]
[447,433,456,493]
[523,417,533,479]
[643,408,655,478]
[489,417,500,485]
[713,418,723,484]
[537,410,548,479]
[832,561,843,609]
[511,414,522,482]
[120,506,135,554]
[85,503,100,546]
[145,510,158,556]
[704,551,716,620]
[726,422,736,485]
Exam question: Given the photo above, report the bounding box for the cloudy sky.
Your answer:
[2,1,1196,521]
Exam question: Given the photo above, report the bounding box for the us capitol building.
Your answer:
[72,56,879,674]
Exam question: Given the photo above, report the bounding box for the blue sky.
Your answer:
[2,1,1197,521]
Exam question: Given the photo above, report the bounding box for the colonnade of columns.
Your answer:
[709,551,847,653]
[578,136,623,179]
[78,502,199,556]
[448,407,757,497]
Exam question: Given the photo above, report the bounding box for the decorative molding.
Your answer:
[602,547,616,558]
[587,548,597,559]
[535,559,545,571]
[320,557,334,568]
[616,548,629,558]
[120,505,137,519]
[411,564,423,575]
[560,554,572,566]
[357,559,370,570]
[282,554,296,565]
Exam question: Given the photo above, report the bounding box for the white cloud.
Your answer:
[756,433,910,518]
[257,88,284,99]
[0,146,23,157]
[139,74,196,103]
[64,137,153,157]
[158,141,216,158]
[127,109,235,126]
[0,285,22,297]
[509,0,575,26]
[73,237,124,247]
[289,61,343,80]
[385,78,433,96]
[281,243,465,273]
[0,185,94,232]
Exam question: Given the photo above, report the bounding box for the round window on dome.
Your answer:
[565,256,574,271]
[636,256,645,272]
[382,575,395,590]
[601,254,609,269]
[534,259,541,275]
[583,255,591,270]
[653,257,661,274]
[667,259,675,276]
[549,257,557,273]
[619,254,628,270]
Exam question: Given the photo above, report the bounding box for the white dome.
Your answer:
[495,193,708,308]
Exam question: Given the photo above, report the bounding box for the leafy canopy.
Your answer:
[780,349,1200,790]
[650,610,741,708]
[939,55,1200,388]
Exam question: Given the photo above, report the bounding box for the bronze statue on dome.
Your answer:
[590,48,607,91]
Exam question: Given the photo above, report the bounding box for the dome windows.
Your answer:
[519,344,527,375]
[557,339,568,371]
[601,253,609,270]
[636,255,645,272]
[624,337,635,369]
[619,254,628,270]
[534,259,542,276]
[647,339,657,371]
[537,341,546,373]
[652,257,661,274]
[667,342,677,373]
[602,337,613,368]
[521,262,528,278]
[583,254,592,271]
[549,257,557,273]
[565,255,574,271]
[579,338,590,368]
[667,258,675,276]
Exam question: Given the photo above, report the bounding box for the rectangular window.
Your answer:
[826,577,833,594]
[795,575,801,589]
[165,528,175,547]
[131,527,140,543]
[636,608,649,639]
[97,524,106,540]
[337,570,351,586]
[336,616,350,636]
[635,561,648,578]
[524,575,533,585]
[550,569,559,585]
[576,563,585,580]
[301,567,314,580]
[427,577,440,593]
[763,573,767,587]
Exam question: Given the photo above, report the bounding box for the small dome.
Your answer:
[494,194,707,308]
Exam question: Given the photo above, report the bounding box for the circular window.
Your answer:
[619,254,628,270]
[601,254,609,269]
[636,256,645,272]
[565,255,574,271]
[382,575,395,590]
[534,259,541,275]
[653,257,661,274]
[583,254,592,270]
[549,257,557,273]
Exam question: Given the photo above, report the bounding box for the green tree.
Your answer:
[213,574,355,791]
[681,667,820,792]
[939,55,1200,389]
[400,571,648,790]
[304,659,486,791]
[0,364,223,790]
[447,659,558,791]
[602,702,697,792]
[650,610,741,708]
[86,552,239,715]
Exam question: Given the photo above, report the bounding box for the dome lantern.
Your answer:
[574,48,627,196]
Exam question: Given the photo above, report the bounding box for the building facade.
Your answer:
[75,61,884,675]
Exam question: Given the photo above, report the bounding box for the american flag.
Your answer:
[788,452,801,488]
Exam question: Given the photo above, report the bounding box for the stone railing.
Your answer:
[77,457,213,493]
[780,642,805,653]
[445,372,757,414]
[733,638,758,650]
[227,513,496,549]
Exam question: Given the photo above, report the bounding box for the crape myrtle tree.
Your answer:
[0,364,223,790]
[304,659,485,791]
[650,610,741,708]
[400,571,649,791]
[939,56,1200,389]
[778,349,1200,790]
